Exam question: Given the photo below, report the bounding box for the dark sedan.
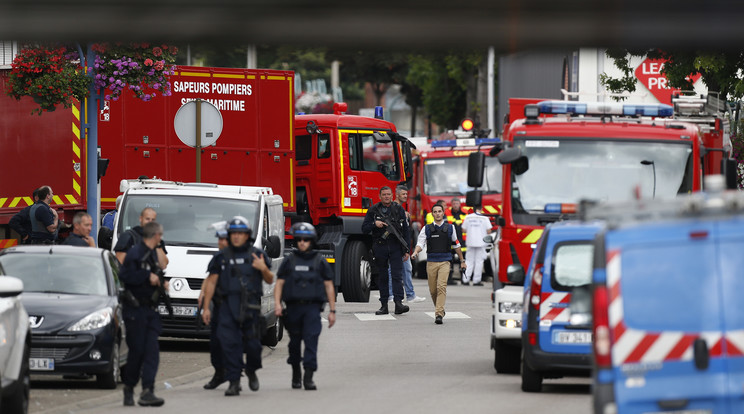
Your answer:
[0,245,127,389]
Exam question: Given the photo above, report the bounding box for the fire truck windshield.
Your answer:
[118,195,259,247]
[425,156,502,196]
[511,138,694,211]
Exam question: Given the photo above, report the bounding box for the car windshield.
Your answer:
[424,155,502,195]
[118,195,259,247]
[551,242,594,290]
[512,138,693,211]
[0,253,108,295]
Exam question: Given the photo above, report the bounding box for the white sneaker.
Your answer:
[408,296,426,303]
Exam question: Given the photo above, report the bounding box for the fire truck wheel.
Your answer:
[494,339,521,374]
[341,241,371,302]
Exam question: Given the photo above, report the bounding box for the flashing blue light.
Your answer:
[537,101,588,115]
[297,112,305,115]
[431,138,500,148]
[622,104,674,117]
[544,204,562,214]
[374,106,384,119]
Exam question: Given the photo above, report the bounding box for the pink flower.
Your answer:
[144,58,153,66]
[154,60,164,71]
[152,47,162,57]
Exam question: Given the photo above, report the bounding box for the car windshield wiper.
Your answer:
[167,242,214,248]
[37,290,80,295]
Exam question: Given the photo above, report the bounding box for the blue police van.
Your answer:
[587,177,744,414]
[507,220,601,392]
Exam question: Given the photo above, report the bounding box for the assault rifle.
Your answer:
[380,215,410,254]
[150,265,173,318]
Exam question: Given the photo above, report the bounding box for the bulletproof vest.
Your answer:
[426,222,453,262]
[218,246,263,322]
[30,203,49,234]
[281,252,326,303]
[371,202,403,240]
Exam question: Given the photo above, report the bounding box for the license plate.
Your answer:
[645,411,711,414]
[29,358,55,371]
[158,305,197,316]
[555,331,592,344]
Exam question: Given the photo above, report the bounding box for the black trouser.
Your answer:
[285,303,322,371]
[209,302,223,371]
[373,241,405,302]
[123,306,162,390]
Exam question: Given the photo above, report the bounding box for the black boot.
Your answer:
[123,385,134,406]
[203,369,226,390]
[137,388,164,407]
[375,302,389,315]
[394,300,409,315]
[224,380,240,396]
[246,370,259,391]
[291,365,302,389]
[303,369,317,390]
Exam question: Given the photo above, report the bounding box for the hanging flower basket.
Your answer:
[5,45,90,115]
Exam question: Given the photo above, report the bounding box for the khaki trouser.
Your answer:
[427,261,450,317]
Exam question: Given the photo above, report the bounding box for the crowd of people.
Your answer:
[8,183,494,404]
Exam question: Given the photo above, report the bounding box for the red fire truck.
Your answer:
[0,65,414,302]
[407,137,502,277]
[470,99,733,374]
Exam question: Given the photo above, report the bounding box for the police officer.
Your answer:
[120,221,169,407]
[29,186,59,244]
[200,221,229,390]
[362,186,410,315]
[274,222,336,390]
[201,216,274,397]
[114,207,168,270]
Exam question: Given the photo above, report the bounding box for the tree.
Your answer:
[327,49,409,105]
[601,48,744,100]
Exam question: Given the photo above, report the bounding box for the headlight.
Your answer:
[68,308,113,332]
[499,301,522,314]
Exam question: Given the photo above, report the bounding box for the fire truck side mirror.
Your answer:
[97,158,110,183]
[467,151,485,188]
[498,147,529,175]
[722,158,739,189]
[466,190,482,209]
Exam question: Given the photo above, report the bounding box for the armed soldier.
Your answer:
[362,186,410,315]
[120,221,169,406]
[200,216,274,397]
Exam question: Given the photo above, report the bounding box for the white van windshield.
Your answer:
[118,195,259,247]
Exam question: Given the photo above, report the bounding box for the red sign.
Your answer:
[634,58,701,104]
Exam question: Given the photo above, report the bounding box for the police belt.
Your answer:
[285,300,323,305]
[135,296,158,308]
[374,237,397,245]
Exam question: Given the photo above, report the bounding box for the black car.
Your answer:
[0,245,128,389]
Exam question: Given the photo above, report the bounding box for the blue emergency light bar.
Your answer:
[431,138,500,148]
[536,101,674,117]
[544,203,578,214]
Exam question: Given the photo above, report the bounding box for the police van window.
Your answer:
[550,242,594,291]
[317,134,331,159]
[296,134,312,161]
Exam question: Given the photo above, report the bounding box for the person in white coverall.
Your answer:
[461,211,492,286]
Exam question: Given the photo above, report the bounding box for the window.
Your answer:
[550,242,594,291]
[317,134,331,159]
[296,134,312,161]
[348,133,398,180]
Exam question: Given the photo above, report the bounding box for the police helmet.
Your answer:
[290,222,317,240]
[209,220,228,239]
[227,216,252,234]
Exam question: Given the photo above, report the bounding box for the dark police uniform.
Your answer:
[9,205,33,244]
[62,233,90,246]
[207,244,270,384]
[361,201,410,303]
[277,250,332,372]
[29,201,56,244]
[205,253,224,383]
[119,241,163,393]
[115,226,167,258]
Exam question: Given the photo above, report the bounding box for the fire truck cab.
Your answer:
[293,105,415,302]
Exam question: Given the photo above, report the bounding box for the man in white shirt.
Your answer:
[411,204,465,324]
[461,211,492,286]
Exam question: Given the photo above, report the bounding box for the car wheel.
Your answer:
[3,341,30,414]
[96,342,119,389]
[494,339,520,374]
[521,350,543,392]
[341,240,371,302]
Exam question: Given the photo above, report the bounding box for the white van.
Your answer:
[112,179,285,344]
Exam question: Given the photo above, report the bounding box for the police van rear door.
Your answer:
[607,219,726,413]
[539,228,594,354]
[716,216,744,413]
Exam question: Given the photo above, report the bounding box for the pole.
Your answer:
[82,44,101,245]
[196,99,201,182]
[487,47,495,138]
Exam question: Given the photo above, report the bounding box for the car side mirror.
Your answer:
[483,234,494,244]
[0,276,24,297]
[264,235,282,259]
[506,264,525,284]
